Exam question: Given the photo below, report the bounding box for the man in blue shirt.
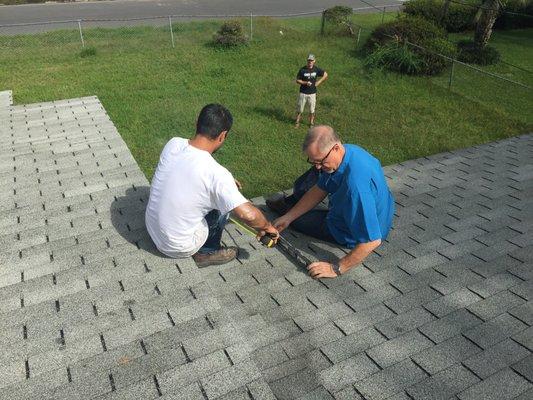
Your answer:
[270,125,394,279]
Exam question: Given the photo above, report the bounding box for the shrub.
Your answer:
[364,15,446,52]
[80,47,97,58]
[364,42,425,74]
[213,20,248,48]
[364,15,454,75]
[403,0,479,32]
[323,5,356,36]
[421,37,457,74]
[495,0,533,29]
[457,40,501,65]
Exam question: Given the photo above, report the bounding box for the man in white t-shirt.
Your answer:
[145,104,278,267]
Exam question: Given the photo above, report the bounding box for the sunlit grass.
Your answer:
[1,15,531,197]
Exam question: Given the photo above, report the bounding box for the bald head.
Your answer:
[302,125,340,153]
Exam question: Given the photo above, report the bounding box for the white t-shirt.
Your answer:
[145,137,247,258]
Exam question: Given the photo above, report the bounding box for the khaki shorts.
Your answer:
[297,93,316,114]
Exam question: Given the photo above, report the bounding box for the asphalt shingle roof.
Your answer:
[0,92,532,399]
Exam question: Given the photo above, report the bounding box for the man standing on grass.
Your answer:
[267,125,394,278]
[145,104,279,267]
[295,53,328,128]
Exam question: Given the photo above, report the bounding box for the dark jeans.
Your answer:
[198,209,229,254]
[285,167,338,245]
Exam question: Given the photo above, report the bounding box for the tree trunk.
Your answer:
[440,0,451,25]
[474,0,501,49]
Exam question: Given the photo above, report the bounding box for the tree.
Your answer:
[473,0,503,49]
[440,0,452,25]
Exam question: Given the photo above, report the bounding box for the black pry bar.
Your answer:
[276,235,313,269]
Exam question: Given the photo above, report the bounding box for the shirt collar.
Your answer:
[325,144,349,183]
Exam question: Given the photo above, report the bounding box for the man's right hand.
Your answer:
[273,215,293,233]
[257,223,279,243]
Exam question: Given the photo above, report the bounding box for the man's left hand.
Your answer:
[235,179,243,190]
[307,261,337,279]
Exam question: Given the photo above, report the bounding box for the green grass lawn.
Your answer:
[1,14,532,197]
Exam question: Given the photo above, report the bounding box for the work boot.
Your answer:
[265,193,290,215]
[192,246,238,268]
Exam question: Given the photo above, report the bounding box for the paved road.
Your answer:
[0,0,403,33]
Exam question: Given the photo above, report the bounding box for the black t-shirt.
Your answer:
[297,66,325,94]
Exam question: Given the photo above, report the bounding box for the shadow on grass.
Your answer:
[251,105,293,124]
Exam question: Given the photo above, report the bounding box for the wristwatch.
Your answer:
[331,263,342,276]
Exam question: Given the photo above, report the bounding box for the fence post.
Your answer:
[356,27,361,48]
[77,19,85,48]
[320,10,325,35]
[448,60,455,89]
[382,7,386,23]
[169,16,175,48]
[250,12,253,41]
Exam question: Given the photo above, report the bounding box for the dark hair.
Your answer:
[196,104,233,140]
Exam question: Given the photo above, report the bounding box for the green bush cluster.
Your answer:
[403,0,479,32]
[364,16,456,75]
[364,15,446,50]
[404,0,533,32]
[457,40,501,64]
[213,20,248,48]
[323,6,356,36]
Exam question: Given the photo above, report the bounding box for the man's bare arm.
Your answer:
[232,202,278,236]
[338,239,381,273]
[273,185,327,232]
[315,71,328,87]
[307,239,381,279]
[287,185,327,220]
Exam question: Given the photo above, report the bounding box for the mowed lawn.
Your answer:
[1,14,532,197]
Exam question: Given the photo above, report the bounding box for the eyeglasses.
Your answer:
[307,144,336,166]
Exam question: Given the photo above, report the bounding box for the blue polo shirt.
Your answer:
[316,144,394,248]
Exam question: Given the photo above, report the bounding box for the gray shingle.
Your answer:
[406,363,480,400]
[366,330,434,369]
[467,290,525,321]
[423,288,482,318]
[333,304,394,336]
[509,301,533,325]
[384,286,442,315]
[464,313,528,350]
[246,379,277,400]
[457,368,532,400]
[512,354,533,383]
[319,353,379,393]
[374,307,435,339]
[468,273,523,299]
[269,368,321,400]
[463,338,530,379]
[411,335,482,375]
[513,326,533,351]
[298,386,335,400]
[354,359,427,400]
[321,329,386,364]
[200,359,261,399]
[419,308,483,344]
[331,386,363,400]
